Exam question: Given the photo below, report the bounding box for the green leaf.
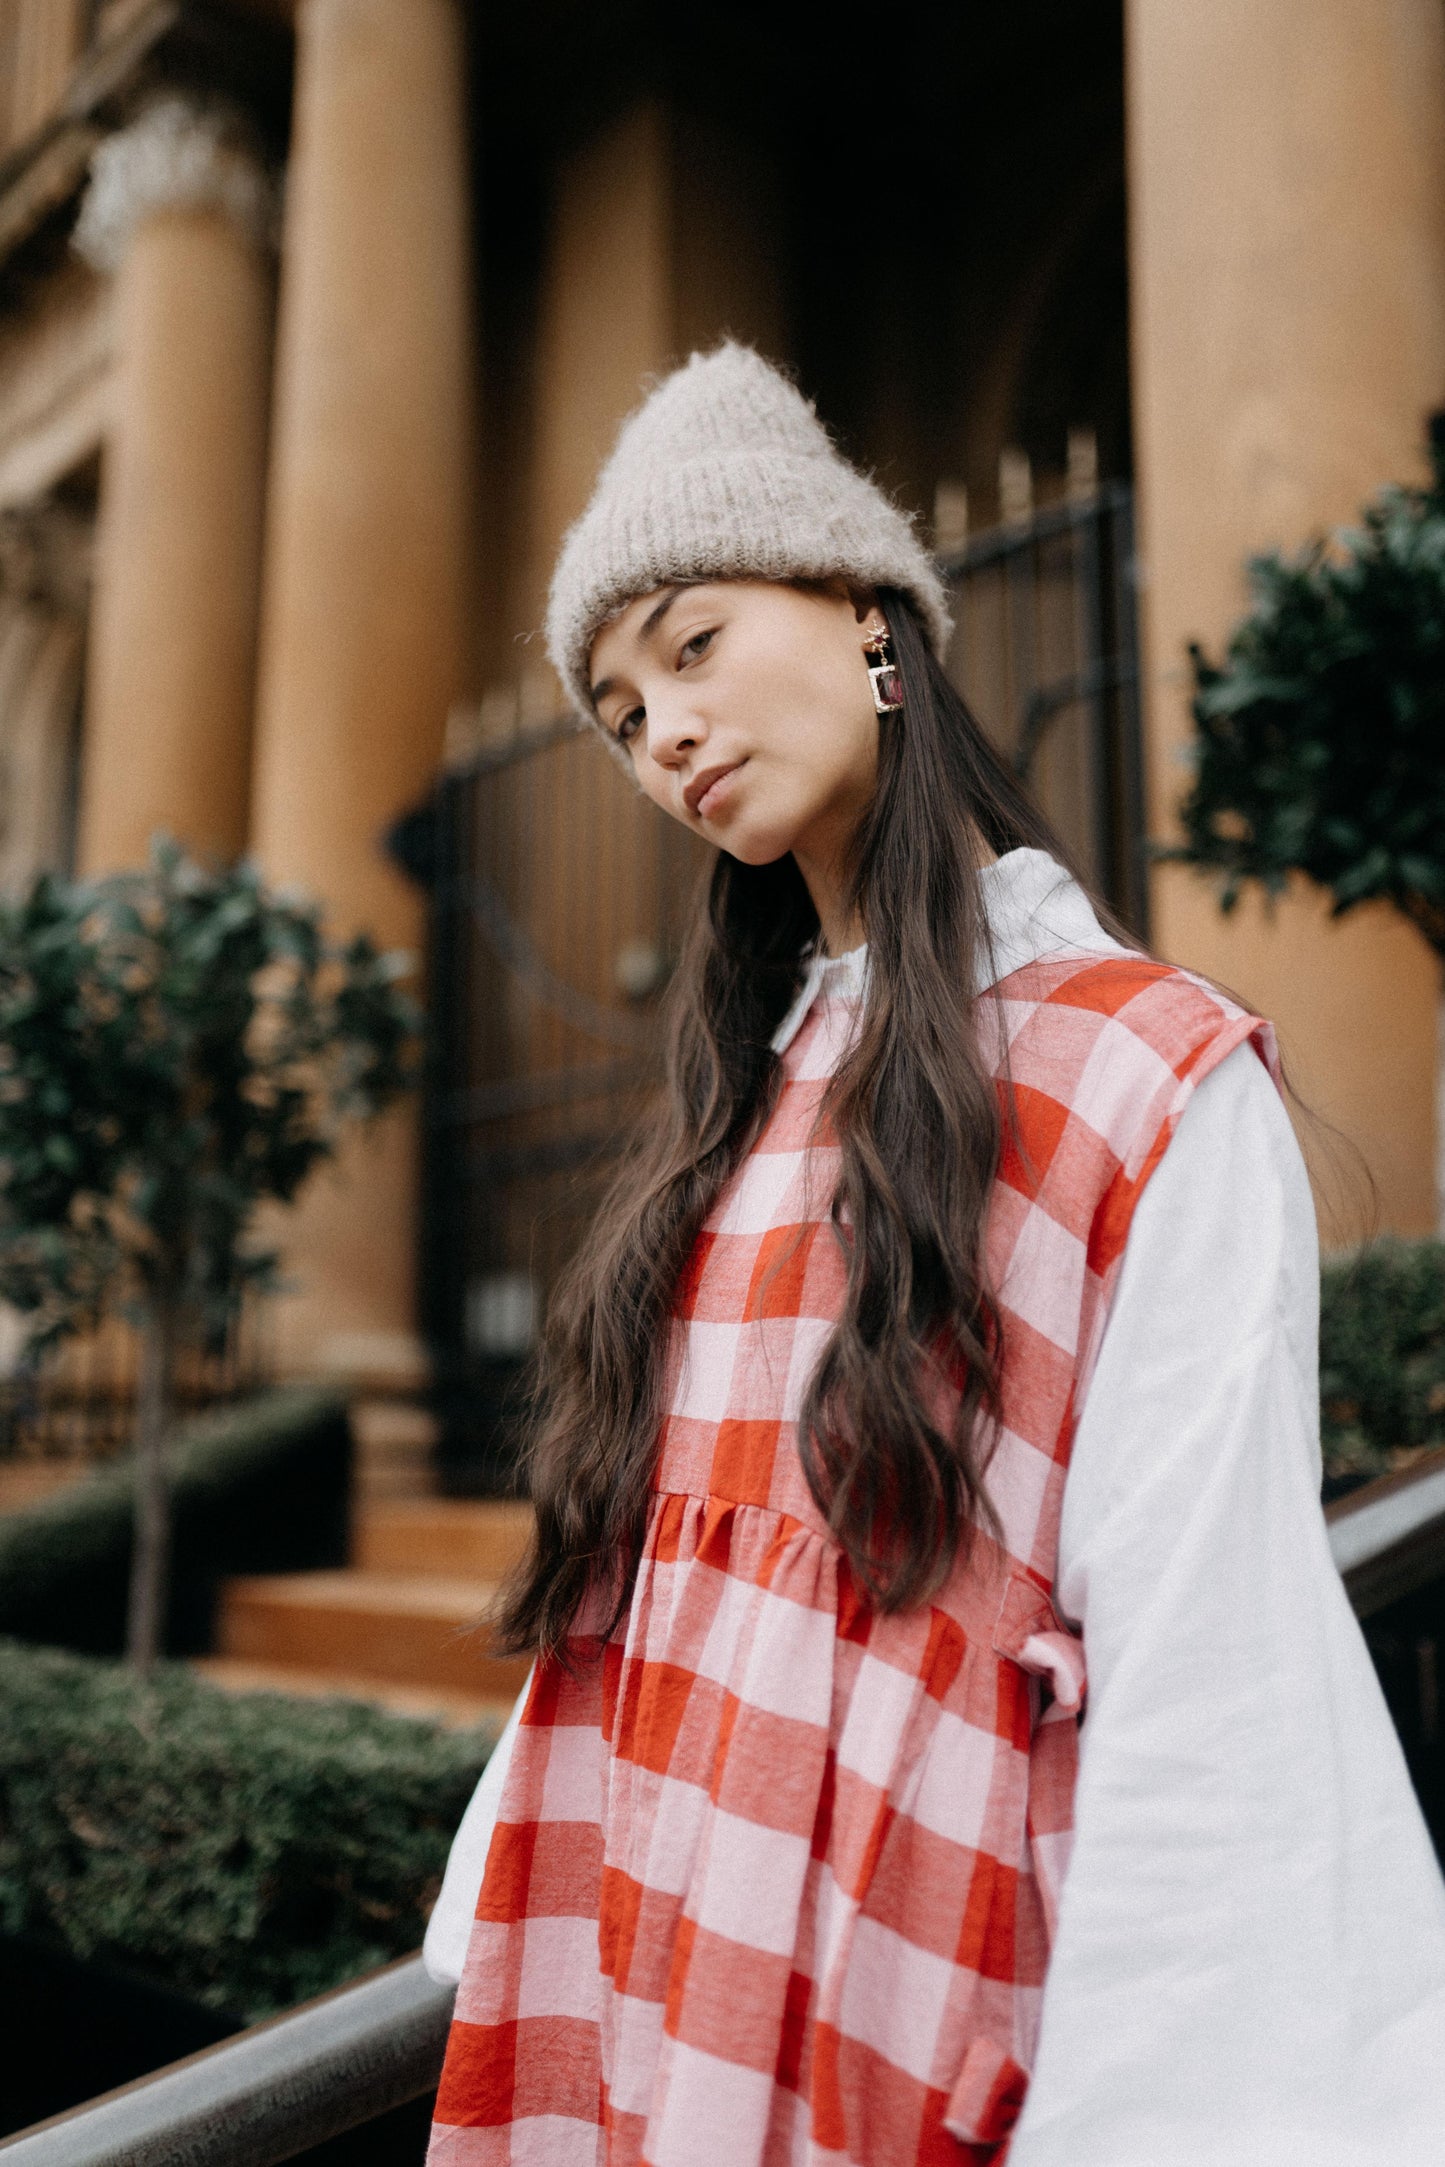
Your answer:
[1178,430,1445,959]
[0,848,421,1347]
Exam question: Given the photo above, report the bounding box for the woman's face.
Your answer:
[587,580,885,884]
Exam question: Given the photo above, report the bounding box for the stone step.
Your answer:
[349,1397,439,1502]
[216,1570,531,1699]
[191,1655,515,1732]
[351,1498,534,1579]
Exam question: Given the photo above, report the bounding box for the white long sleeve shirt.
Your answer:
[425,849,1445,2162]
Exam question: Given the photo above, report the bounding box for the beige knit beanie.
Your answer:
[545,342,951,732]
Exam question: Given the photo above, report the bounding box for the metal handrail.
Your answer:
[4,1453,1443,2165]
[0,1953,453,2167]
[1326,1443,1445,1618]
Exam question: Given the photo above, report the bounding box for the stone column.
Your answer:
[495,104,790,1148]
[74,98,275,872]
[514,102,788,653]
[248,0,473,1382]
[1128,0,1445,1238]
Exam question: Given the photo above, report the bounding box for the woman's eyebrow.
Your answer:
[638,585,685,643]
[589,586,687,706]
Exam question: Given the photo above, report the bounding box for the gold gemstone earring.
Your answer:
[863,623,904,713]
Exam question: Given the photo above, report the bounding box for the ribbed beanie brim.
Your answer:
[545,343,951,732]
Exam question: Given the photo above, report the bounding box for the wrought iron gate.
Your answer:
[942,480,1146,931]
[418,715,706,1488]
[421,486,1143,1490]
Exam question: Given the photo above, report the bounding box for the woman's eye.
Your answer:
[679,628,714,664]
[616,707,644,744]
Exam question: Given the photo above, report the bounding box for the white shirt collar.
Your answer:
[769,942,868,1055]
[769,848,1128,1055]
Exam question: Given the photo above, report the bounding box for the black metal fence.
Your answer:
[421,488,1145,1489]
[417,713,706,1488]
[941,480,1147,934]
[0,1297,272,1469]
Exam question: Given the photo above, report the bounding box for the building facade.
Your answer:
[0,0,1439,1421]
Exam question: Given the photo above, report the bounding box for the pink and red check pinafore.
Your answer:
[430,954,1276,2167]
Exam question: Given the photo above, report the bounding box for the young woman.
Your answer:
[426,345,1445,2167]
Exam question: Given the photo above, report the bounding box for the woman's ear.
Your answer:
[848,583,879,625]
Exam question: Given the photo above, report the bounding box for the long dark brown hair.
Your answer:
[498,588,1121,1661]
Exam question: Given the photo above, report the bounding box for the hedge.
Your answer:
[1321,1238,1445,1482]
[0,1385,350,1656]
[0,1640,495,2020]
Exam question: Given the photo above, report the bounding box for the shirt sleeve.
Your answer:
[1011,1042,1445,2167]
[422,1670,531,1985]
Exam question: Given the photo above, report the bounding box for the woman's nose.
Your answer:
[645,695,705,768]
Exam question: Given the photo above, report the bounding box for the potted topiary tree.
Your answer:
[1176,418,1445,953]
[1174,418,1445,1220]
[0,841,420,1671]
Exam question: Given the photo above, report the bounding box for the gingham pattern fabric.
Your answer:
[431,955,1277,2167]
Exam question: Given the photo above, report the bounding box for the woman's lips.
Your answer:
[687,760,744,820]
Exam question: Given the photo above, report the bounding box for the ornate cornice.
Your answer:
[72,97,277,273]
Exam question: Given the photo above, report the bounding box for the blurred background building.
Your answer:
[0,0,1441,1489]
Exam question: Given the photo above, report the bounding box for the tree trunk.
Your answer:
[127,1292,177,1674]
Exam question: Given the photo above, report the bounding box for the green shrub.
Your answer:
[0,1386,350,1656]
[1173,424,1445,959]
[1320,1239,1445,1479]
[0,843,420,1668]
[0,1640,495,2020]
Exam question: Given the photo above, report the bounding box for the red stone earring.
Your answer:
[863,623,904,713]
